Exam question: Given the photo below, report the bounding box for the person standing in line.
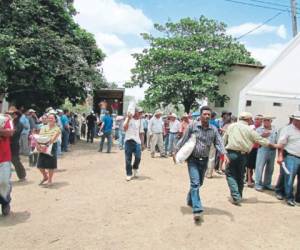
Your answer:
[60,109,70,152]
[9,108,27,181]
[148,110,166,158]
[246,114,263,188]
[178,113,190,138]
[116,116,125,150]
[142,114,149,146]
[86,111,96,143]
[276,111,300,206]
[146,113,153,149]
[19,109,30,156]
[0,114,14,216]
[163,114,171,156]
[175,106,229,222]
[80,113,87,139]
[168,113,180,156]
[123,107,144,181]
[255,116,278,191]
[37,114,61,187]
[99,111,113,153]
[223,112,279,206]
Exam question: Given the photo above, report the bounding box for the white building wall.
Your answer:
[210,65,263,116]
[245,94,300,128]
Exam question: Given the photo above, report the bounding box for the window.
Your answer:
[273,102,282,107]
[215,99,224,108]
[246,100,252,107]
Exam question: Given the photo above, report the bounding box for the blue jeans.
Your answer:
[164,133,169,154]
[125,140,141,176]
[61,129,70,152]
[255,148,276,189]
[168,133,178,154]
[99,131,112,153]
[187,158,208,213]
[118,130,125,149]
[0,162,12,206]
[284,154,300,201]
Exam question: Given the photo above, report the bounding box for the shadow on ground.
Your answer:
[0,211,31,227]
[180,206,235,222]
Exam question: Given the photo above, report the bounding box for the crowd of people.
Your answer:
[0,104,299,223]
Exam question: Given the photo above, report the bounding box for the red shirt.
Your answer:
[0,119,12,163]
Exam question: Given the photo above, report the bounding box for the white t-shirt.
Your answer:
[148,117,163,133]
[169,120,180,133]
[278,124,300,157]
[124,118,144,144]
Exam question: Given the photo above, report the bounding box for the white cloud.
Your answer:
[74,0,153,35]
[247,43,287,65]
[227,23,287,39]
[95,32,125,52]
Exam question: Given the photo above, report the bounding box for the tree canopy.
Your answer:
[0,0,106,111]
[126,16,260,112]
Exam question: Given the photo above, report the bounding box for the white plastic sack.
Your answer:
[0,163,11,199]
[127,101,136,116]
[0,114,7,128]
[175,134,196,164]
[34,135,53,156]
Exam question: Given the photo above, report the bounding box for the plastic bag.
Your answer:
[0,114,7,128]
[0,163,11,199]
[175,134,196,164]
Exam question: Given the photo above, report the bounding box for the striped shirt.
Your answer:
[176,121,227,158]
[40,125,61,142]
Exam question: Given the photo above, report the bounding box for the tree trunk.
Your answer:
[183,101,192,113]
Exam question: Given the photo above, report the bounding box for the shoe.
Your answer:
[133,169,139,178]
[193,212,203,222]
[18,178,27,182]
[2,204,10,216]
[255,187,263,192]
[126,176,132,181]
[247,183,254,188]
[287,200,296,206]
[151,154,155,158]
[232,199,242,206]
[275,194,284,200]
[160,154,167,158]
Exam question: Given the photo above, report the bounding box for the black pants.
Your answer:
[87,126,95,143]
[296,167,300,202]
[11,145,26,179]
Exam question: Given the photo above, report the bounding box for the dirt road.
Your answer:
[0,141,299,250]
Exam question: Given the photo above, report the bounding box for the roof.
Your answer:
[94,88,125,99]
[241,32,300,98]
[233,63,265,69]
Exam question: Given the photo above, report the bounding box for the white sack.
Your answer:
[175,134,196,164]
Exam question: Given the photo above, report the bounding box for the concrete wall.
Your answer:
[210,65,262,116]
[245,94,300,128]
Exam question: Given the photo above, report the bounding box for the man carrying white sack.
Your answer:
[0,114,14,216]
[175,106,229,222]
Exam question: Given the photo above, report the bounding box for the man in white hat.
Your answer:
[276,111,300,206]
[148,110,166,158]
[223,112,280,205]
[167,113,180,156]
[254,115,278,192]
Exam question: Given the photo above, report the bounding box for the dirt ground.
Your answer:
[0,140,299,250]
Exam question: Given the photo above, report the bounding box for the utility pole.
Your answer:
[291,0,298,37]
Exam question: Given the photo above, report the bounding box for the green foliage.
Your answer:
[0,0,106,112]
[126,16,260,112]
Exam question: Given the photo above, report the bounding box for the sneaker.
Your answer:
[151,153,155,158]
[287,200,296,207]
[193,212,203,222]
[275,194,284,200]
[2,204,10,216]
[126,176,132,181]
[231,198,242,206]
[133,169,139,178]
[255,187,263,192]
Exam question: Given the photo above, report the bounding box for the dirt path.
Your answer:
[0,141,299,250]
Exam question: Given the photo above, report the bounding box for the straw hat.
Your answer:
[155,109,162,115]
[262,115,276,120]
[239,112,253,119]
[290,111,300,120]
[169,113,177,118]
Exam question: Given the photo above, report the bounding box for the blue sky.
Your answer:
[74,0,297,98]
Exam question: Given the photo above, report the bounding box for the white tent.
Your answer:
[239,33,300,127]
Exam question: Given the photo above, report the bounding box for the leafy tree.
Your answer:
[0,0,106,112]
[126,17,260,113]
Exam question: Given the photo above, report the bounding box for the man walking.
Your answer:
[123,107,144,181]
[99,111,113,153]
[148,110,166,158]
[175,106,229,222]
[277,111,300,206]
[223,112,279,206]
[168,113,180,156]
[0,115,14,216]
